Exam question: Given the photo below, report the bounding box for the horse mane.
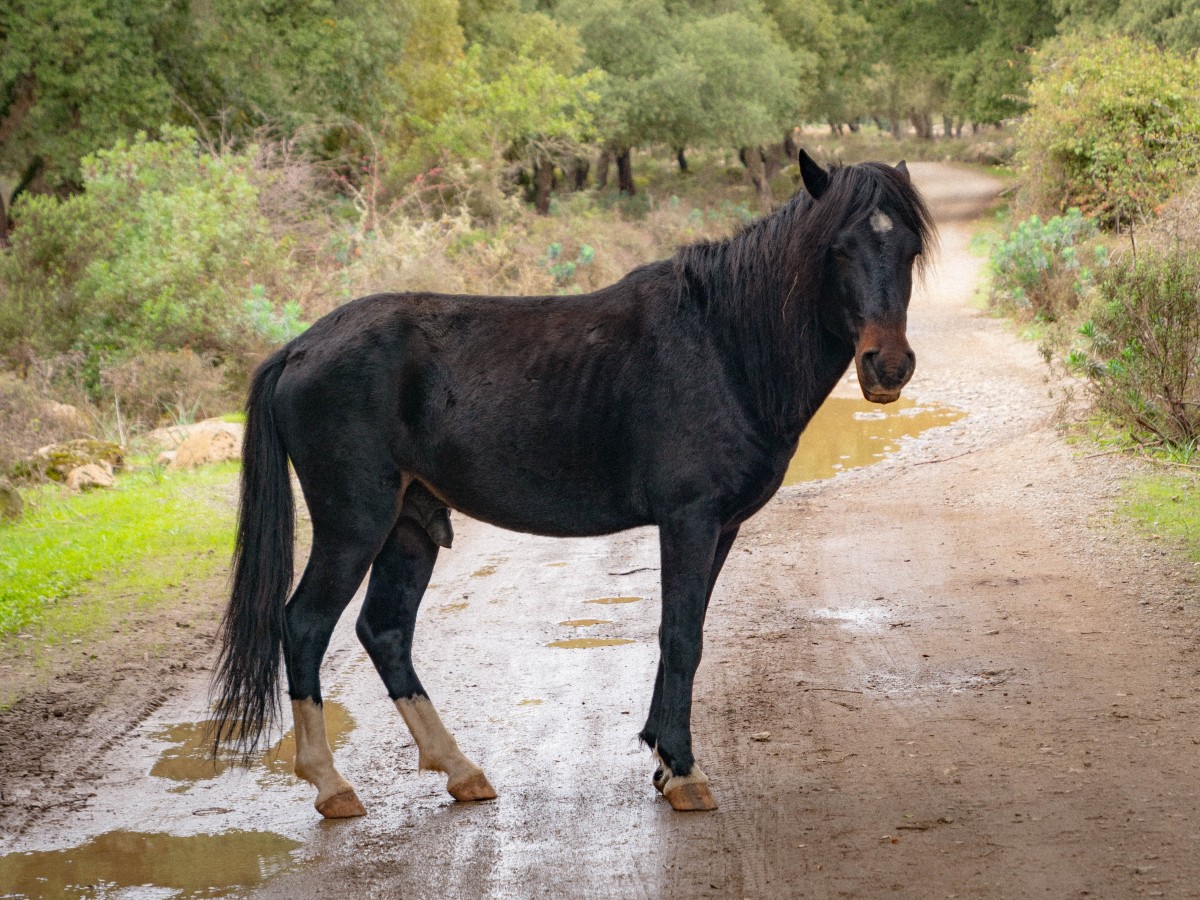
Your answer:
[671,161,935,436]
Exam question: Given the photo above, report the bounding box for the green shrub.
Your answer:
[0,127,292,370]
[1067,249,1200,446]
[989,209,1106,320]
[1019,34,1200,227]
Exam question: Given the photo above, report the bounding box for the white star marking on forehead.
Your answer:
[870,211,893,234]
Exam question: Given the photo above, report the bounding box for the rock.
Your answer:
[169,427,241,469]
[156,450,177,466]
[750,731,772,742]
[11,439,123,483]
[145,418,244,451]
[66,463,115,492]
[41,401,91,436]
[0,478,22,522]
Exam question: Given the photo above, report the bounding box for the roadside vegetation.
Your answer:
[979,30,1200,562]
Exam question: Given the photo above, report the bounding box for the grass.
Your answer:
[0,462,238,638]
[1120,473,1200,562]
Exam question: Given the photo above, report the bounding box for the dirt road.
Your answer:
[4,164,1200,898]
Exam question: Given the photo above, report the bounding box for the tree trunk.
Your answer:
[568,157,589,191]
[741,145,773,212]
[847,120,860,133]
[909,110,934,140]
[828,121,843,136]
[0,191,8,249]
[762,144,781,180]
[533,158,553,215]
[783,130,799,164]
[676,147,688,172]
[616,147,635,195]
[942,115,953,140]
[889,117,902,138]
[596,148,612,190]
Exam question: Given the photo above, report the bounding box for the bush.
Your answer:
[1019,35,1200,227]
[99,349,231,428]
[1067,249,1200,446]
[0,127,292,369]
[0,373,92,475]
[989,209,1106,321]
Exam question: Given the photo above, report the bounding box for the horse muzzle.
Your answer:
[854,327,915,405]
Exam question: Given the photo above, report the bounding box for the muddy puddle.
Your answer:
[584,596,642,605]
[0,829,301,899]
[149,699,355,784]
[784,396,963,484]
[559,618,611,627]
[547,638,636,650]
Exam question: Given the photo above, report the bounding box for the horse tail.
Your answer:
[211,347,293,759]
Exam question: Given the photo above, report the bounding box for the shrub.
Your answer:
[1067,249,1200,446]
[1019,34,1200,228]
[99,349,231,429]
[989,209,1106,320]
[0,373,92,475]
[0,127,292,368]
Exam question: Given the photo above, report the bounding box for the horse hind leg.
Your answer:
[285,523,392,818]
[356,494,496,802]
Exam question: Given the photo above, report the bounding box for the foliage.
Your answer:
[545,242,596,288]
[0,127,290,374]
[0,0,173,190]
[988,209,1105,320]
[1067,249,1200,445]
[420,46,602,172]
[0,463,236,636]
[244,287,309,345]
[1018,34,1200,226]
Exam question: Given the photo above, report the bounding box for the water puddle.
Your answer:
[517,698,544,706]
[583,596,642,605]
[0,829,301,899]
[559,618,611,627]
[547,638,636,650]
[471,565,498,577]
[784,396,963,484]
[150,699,355,783]
[438,601,469,614]
[544,561,569,568]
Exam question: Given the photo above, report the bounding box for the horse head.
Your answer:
[799,150,932,404]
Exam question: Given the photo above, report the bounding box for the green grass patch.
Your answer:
[1120,473,1200,562]
[0,463,238,638]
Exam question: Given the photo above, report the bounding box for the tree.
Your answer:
[0,0,172,194]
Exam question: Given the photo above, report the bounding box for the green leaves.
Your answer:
[0,127,290,371]
[988,209,1102,320]
[1071,250,1200,445]
[1019,34,1200,225]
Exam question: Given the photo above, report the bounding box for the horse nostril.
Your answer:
[860,349,880,376]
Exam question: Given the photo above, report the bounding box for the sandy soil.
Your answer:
[3,164,1200,898]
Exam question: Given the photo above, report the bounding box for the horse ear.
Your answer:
[799,149,830,201]
[896,160,910,181]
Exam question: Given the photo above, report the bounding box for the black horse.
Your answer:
[212,151,934,816]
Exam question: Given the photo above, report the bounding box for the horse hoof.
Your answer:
[652,767,668,794]
[316,788,367,819]
[448,771,497,802]
[664,780,717,812]
[663,767,716,811]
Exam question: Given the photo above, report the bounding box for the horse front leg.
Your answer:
[640,514,728,811]
[644,526,739,800]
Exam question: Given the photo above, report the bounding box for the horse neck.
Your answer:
[697,216,853,442]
